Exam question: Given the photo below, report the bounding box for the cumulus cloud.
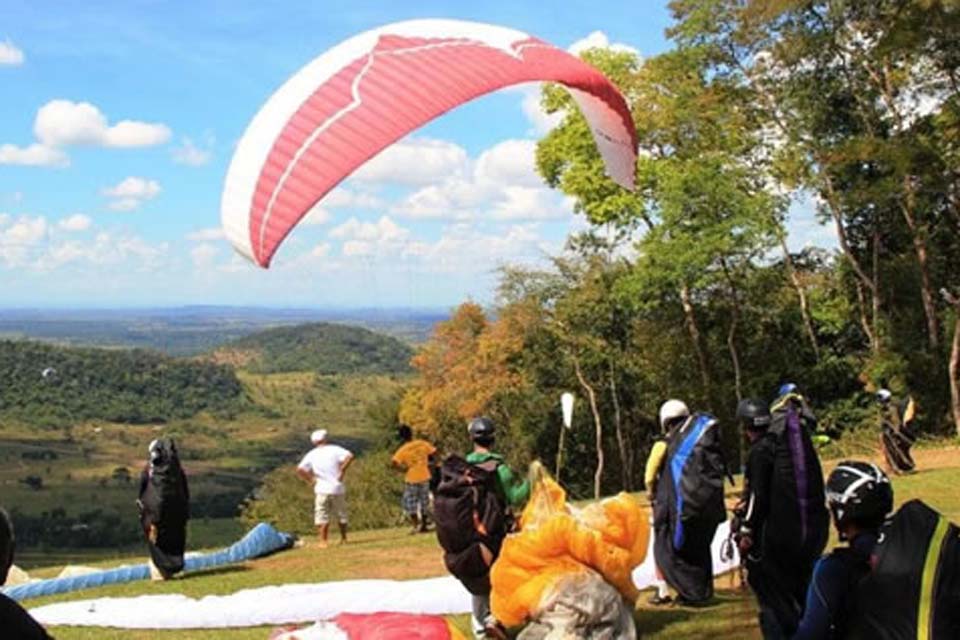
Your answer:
[172,135,213,166]
[568,31,640,56]
[102,177,161,211]
[58,214,92,232]
[302,203,332,226]
[517,84,564,135]
[191,242,219,268]
[186,227,225,241]
[391,138,570,222]
[35,100,171,148]
[351,138,469,186]
[0,39,24,66]
[0,143,70,168]
[329,216,411,258]
[34,232,168,271]
[0,215,48,267]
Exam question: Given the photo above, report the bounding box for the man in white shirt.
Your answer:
[296,429,354,548]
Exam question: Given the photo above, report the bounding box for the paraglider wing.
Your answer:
[221,19,637,268]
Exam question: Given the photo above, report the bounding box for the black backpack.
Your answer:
[656,413,729,550]
[766,401,829,552]
[433,455,508,595]
[848,500,960,640]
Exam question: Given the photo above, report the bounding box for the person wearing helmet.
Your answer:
[735,397,826,638]
[876,387,918,474]
[462,417,529,639]
[643,399,689,605]
[792,461,893,639]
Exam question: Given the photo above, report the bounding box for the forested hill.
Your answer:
[210,322,414,375]
[0,340,245,425]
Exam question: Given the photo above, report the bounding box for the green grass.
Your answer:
[20,447,959,639]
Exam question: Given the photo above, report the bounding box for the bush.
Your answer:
[241,449,404,535]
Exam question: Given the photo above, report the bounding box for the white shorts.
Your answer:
[314,493,347,525]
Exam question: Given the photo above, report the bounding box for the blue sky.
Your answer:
[0,1,833,308]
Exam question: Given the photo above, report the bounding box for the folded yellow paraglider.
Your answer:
[490,466,649,629]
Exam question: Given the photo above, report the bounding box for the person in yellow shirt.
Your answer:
[391,424,438,534]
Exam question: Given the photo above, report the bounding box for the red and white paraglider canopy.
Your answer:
[221,19,637,268]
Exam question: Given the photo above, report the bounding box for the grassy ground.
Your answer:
[18,445,958,640]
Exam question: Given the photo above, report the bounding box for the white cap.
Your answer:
[310,429,328,444]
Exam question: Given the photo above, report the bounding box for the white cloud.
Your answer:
[568,31,640,56]
[191,242,219,268]
[186,227,224,241]
[36,233,167,271]
[351,138,469,186]
[172,136,213,166]
[302,203,332,226]
[0,39,24,66]
[311,242,331,259]
[102,177,161,211]
[515,83,564,135]
[0,143,70,168]
[390,138,568,222]
[322,187,384,210]
[330,216,410,257]
[491,186,571,221]
[0,215,48,267]
[475,139,542,187]
[34,100,171,148]
[58,214,92,232]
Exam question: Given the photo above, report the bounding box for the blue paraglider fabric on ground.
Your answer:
[2,523,294,602]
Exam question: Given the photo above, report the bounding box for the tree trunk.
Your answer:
[608,358,631,491]
[943,291,960,438]
[779,232,820,360]
[899,179,940,350]
[680,284,713,403]
[821,172,881,354]
[573,355,604,499]
[872,226,882,353]
[951,316,960,438]
[721,260,744,403]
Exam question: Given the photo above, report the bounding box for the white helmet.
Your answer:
[659,399,690,430]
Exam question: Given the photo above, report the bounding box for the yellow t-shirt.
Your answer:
[392,439,437,484]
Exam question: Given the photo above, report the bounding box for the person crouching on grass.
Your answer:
[296,429,354,548]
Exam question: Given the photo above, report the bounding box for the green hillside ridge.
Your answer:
[0,340,245,426]
[212,322,414,375]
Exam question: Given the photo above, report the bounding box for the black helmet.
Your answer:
[467,417,496,441]
[826,461,893,536]
[737,398,771,432]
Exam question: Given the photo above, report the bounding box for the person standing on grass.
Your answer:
[391,424,437,534]
[0,508,54,639]
[296,429,354,548]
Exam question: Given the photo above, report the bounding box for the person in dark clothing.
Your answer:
[792,461,893,639]
[735,397,826,638]
[652,400,727,605]
[0,507,55,639]
[137,438,190,580]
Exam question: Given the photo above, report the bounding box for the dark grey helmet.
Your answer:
[736,398,772,431]
[467,416,496,440]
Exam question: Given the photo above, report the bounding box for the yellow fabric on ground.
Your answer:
[490,470,649,628]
